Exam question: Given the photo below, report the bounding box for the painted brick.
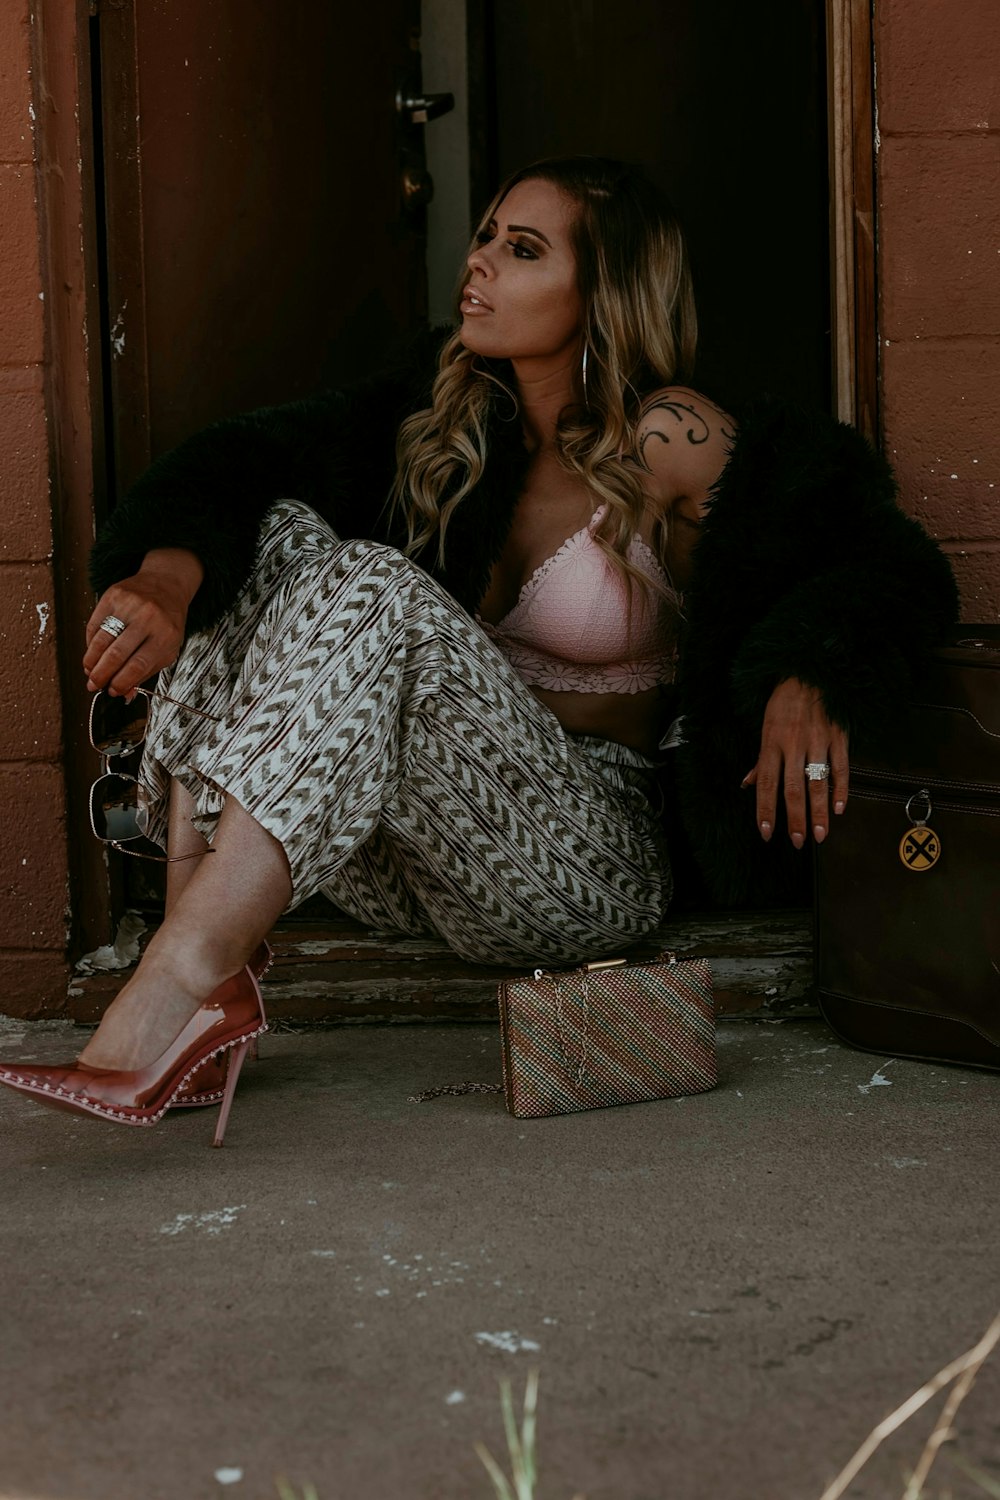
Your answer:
[0,388,52,559]
[878,136,1000,341]
[881,339,1000,541]
[0,563,63,761]
[876,0,1000,135]
[0,952,71,1020]
[0,163,43,365]
[941,544,1000,622]
[0,762,67,948]
[0,0,33,165]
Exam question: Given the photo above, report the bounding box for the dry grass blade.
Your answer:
[275,1483,320,1500]
[474,1440,518,1500]
[901,1313,1000,1499]
[817,1311,1000,1500]
[475,1369,540,1500]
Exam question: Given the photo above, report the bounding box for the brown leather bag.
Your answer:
[816,625,1000,1070]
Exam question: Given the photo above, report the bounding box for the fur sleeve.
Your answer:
[673,398,960,905]
[684,399,960,740]
[729,518,960,743]
[89,333,442,636]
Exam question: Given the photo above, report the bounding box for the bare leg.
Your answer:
[79,795,293,1071]
[165,778,211,915]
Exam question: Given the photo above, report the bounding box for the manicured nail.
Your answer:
[813,824,827,844]
[834,800,845,815]
[760,821,772,841]
[791,831,805,849]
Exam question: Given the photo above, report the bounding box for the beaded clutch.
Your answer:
[497,953,717,1118]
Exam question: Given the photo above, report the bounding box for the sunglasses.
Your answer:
[88,688,219,862]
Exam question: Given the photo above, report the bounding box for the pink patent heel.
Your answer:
[0,967,267,1146]
[212,1036,254,1148]
[173,940,273,1107]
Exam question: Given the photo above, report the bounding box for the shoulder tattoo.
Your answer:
[636,394,736,474]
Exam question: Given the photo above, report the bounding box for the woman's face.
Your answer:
[458,178,584,364]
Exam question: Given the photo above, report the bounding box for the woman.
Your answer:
[0,157,957,1140]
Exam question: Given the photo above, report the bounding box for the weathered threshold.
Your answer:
[66,908,816,1025]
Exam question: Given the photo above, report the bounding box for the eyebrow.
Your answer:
[507,223,552,247]
[490,218,552,248]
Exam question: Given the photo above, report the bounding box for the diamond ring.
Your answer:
[99,614,128,639]
[805,762,831,781]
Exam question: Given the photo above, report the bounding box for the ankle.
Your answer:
[140,934,247,999]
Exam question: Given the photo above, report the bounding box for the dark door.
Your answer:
[482,0,830,411]
[93,0,431,500]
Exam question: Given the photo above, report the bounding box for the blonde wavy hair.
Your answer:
[392,156,697,595]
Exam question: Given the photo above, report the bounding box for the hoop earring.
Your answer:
[581,341,590,408]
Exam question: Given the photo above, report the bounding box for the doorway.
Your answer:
[424,0,831,411]
[80,0,834,943]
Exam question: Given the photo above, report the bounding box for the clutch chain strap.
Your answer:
[407,1080,504,1102]
[546,967,591,1085]
[407,956,636,1102]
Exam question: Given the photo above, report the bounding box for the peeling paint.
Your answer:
[858,1062,895,1095]
[160,1205,246,1237]
[872,54,880,153]
[474,1331,540,1354]
[110,301,127,358]
[35,601,49,638]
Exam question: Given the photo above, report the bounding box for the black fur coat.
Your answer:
[91,345,959,907]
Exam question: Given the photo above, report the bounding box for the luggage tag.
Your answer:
[899,788,942,873]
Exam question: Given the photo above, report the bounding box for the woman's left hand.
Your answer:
[742,678,849,847]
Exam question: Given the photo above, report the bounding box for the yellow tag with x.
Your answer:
[898,824,942,872]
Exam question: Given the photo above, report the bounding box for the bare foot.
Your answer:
[77,944,241,1071]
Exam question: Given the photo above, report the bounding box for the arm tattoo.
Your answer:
[636,396,736,473]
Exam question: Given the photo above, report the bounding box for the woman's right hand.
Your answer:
[84,547,205,696]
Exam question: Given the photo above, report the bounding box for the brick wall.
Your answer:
[0,0,70,1014]
[876,0,1000,620]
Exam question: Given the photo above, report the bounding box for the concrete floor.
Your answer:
[0,1014,998,1500]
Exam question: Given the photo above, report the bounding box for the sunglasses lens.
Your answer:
[90,692,148,756]
[90,773,144,843]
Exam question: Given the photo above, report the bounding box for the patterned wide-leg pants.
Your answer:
[139,500,672,965]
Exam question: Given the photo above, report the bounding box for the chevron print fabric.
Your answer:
[138,501,672,966]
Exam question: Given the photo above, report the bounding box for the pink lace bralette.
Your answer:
[477,506,679,694]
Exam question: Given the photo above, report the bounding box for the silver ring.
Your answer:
[99,614,128,639]
[805,761,831,781]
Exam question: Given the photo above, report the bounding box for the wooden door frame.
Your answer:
[33,0,116,960]
[826,0,879,445]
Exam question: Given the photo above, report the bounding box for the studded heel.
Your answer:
[172,940,274,1108]
[0,967,267,1147]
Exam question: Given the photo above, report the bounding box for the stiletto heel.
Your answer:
[211,1037,253,1147]
[174,940,272,1106]
[0,968,267,1140]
